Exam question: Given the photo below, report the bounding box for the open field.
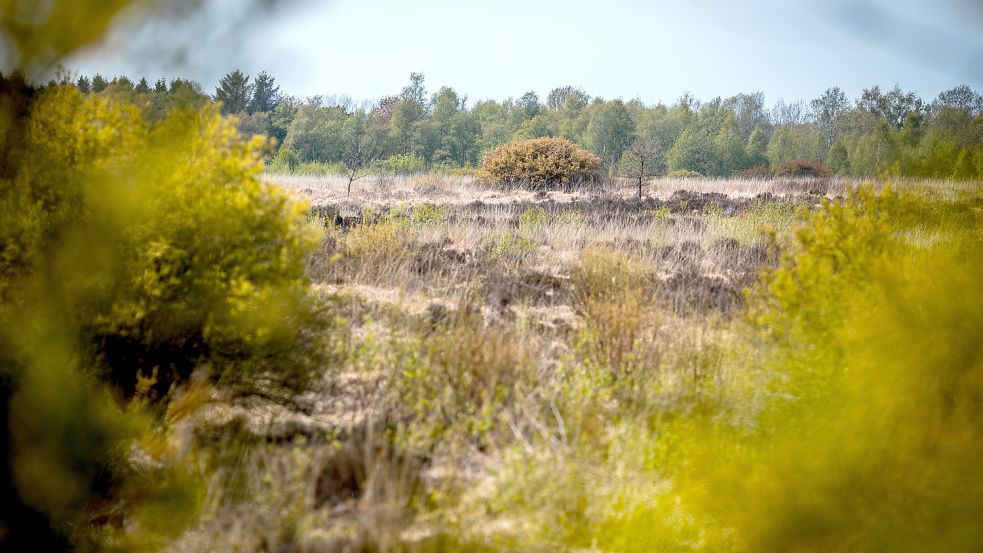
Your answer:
[5,2,983,551]
[160,175,983,551]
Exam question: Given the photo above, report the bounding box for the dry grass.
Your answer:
[171,174,979,551]
[269,173,982,205]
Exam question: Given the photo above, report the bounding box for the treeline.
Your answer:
[66,70,983,179]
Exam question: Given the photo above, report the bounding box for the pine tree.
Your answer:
[135,77,151,94]
[91,74,108,93]
[76,75,91,93]
[249,71,281,113]
[214,70,253,114]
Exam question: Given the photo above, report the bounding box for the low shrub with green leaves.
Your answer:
[480,137,601,187]
[0,81,331,549]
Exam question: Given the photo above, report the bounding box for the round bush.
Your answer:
[480,137,600,187]
[775,160,831,178]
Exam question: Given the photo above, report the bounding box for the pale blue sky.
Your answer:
[67,0,983,106]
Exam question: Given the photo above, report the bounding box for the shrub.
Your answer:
[450,166,480,177]
[571,249,660,381]
[1,83,332,548]
[409,173,449,194]
[267,146,299,172]
[377,153,427,175]
[717,185,983,552]
[392,312,536,450]
[480,137,601,187]
[667,169,704,179]
[518,206,549,228]
[774,159,831,178]
[491,231,536,264]
[735,164,772,179]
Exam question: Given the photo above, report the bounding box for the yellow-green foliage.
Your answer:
[480,137,601,186]
[411,203,448,226]
[0,83,327,549]
[475,185,983,553]
[517,206,548,228]
[719,250,983,552]
[491,231,535,264]
[645,185,983,552]
[704,186,983,552]
[747,186,918,400]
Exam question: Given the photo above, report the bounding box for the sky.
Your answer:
[65,0,983,107]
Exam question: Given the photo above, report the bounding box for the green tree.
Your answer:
[283,101,346,162]
[249,70,281,113]
[268,95,299,146]
[546,85,590,111]
[828,140,850,174]
[667,127,713,175]
[936,84,983,116]
[517,91,541,120]
[214,69,253,114]
[91,73,108,92]
[747,126,769,167]
[726,91,768,139]
[584,99,634,168]
[713,113,749,175]
[810,86,849,162]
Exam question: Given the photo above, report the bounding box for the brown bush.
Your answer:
[775,159,831,178]
[480,137,601,187]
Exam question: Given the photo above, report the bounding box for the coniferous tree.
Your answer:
[249,71,281,113]
[111,75,133,89]
[91,73,108,92]
[214,69,253,114]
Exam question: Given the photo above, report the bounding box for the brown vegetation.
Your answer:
[480,137,601,187]
[775,159,832,178]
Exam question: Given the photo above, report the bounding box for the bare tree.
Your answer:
[342,112,387,197]
[617,132,664,200]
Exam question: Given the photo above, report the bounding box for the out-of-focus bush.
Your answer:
[480,137,601,187]
[714,186,983,552]
[0,81,330,549]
